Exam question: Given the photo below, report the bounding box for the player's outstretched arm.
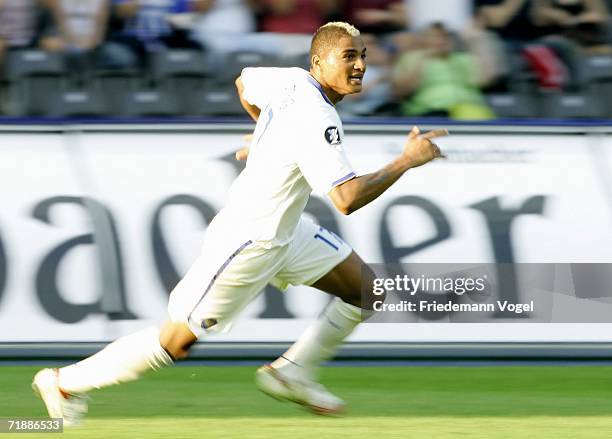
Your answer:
[235,76,261,122]
[329,126,447,215]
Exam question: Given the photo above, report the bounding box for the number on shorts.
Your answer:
[314,227,342,251]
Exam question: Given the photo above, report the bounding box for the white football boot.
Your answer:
[255,365,345,415]
[32,368,88,427]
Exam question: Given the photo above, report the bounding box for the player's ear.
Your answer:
[311,54,321,69]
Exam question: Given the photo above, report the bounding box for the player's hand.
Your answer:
[235,134,252,161]
[402,126,448,168]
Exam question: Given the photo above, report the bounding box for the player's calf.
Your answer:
[312,252,382,313]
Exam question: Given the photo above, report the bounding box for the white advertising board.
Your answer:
[0,129,611,342]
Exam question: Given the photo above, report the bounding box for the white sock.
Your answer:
[271,298,371,381]
[58,326,174,394]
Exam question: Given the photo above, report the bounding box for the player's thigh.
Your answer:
[274,218,375,307]
[168,241,286,337]
[272,219,350,289]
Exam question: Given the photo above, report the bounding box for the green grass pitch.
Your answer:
[1,365,612,438]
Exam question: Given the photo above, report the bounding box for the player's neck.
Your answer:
[309,72,343,105]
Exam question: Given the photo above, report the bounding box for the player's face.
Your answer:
[318,36,367,101]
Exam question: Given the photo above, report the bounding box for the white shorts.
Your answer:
[167,217,352,337]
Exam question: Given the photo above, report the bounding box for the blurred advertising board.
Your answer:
[0,128,611,342]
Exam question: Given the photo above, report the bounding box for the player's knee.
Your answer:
[159,322,198,360]
[361,265,383,311]
[340,264,380,311]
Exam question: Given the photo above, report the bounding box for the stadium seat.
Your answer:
[198,82,244,116]
[150,49,208,79]
[541,92,606,119]
[50,87,110,117]
[580,54,612,117]
[4,50,65,116]
[122,88,180,117]
[581,54,612,83]
[92,69,140,116]
[5,49,64,79]
[217,51,279,82]
[595,82,612,118]
[505,52,539,95]
[486,93,541,119]
[150,49,208,116]
[281,52,310,70]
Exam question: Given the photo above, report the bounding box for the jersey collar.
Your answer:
[307,74,335,107]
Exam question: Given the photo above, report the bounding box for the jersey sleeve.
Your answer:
[240,67,289,109]
[295,112,356,196]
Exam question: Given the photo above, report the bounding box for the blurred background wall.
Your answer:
[0,123,611,359]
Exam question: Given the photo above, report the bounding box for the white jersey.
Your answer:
[211,67,356,248]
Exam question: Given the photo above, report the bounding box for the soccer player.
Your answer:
[32,21,447,424]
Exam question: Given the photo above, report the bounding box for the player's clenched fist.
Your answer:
[235,134,253,161]
[402,126,448,168]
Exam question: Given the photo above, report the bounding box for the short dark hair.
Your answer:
[310,22,361,61]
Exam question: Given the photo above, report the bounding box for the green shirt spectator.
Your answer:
[392,22,495,119]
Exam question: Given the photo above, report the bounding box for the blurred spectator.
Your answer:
[255,0,338,34]
[191,0,257,55]
[526,0,612,89]
[40,0,110,56]
[0,0,42,58]
[343,0,408,35]
[0,0,43,114]
[473,0,572,89]
[391,22,495,119]
[532,0,611,51]
[408,0,472,32]
[474,0,542,43]
[468,0,542,90]
[337,33,394,115]
[107,0,207,69]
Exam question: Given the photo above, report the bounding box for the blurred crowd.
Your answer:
[1,0,612,119]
